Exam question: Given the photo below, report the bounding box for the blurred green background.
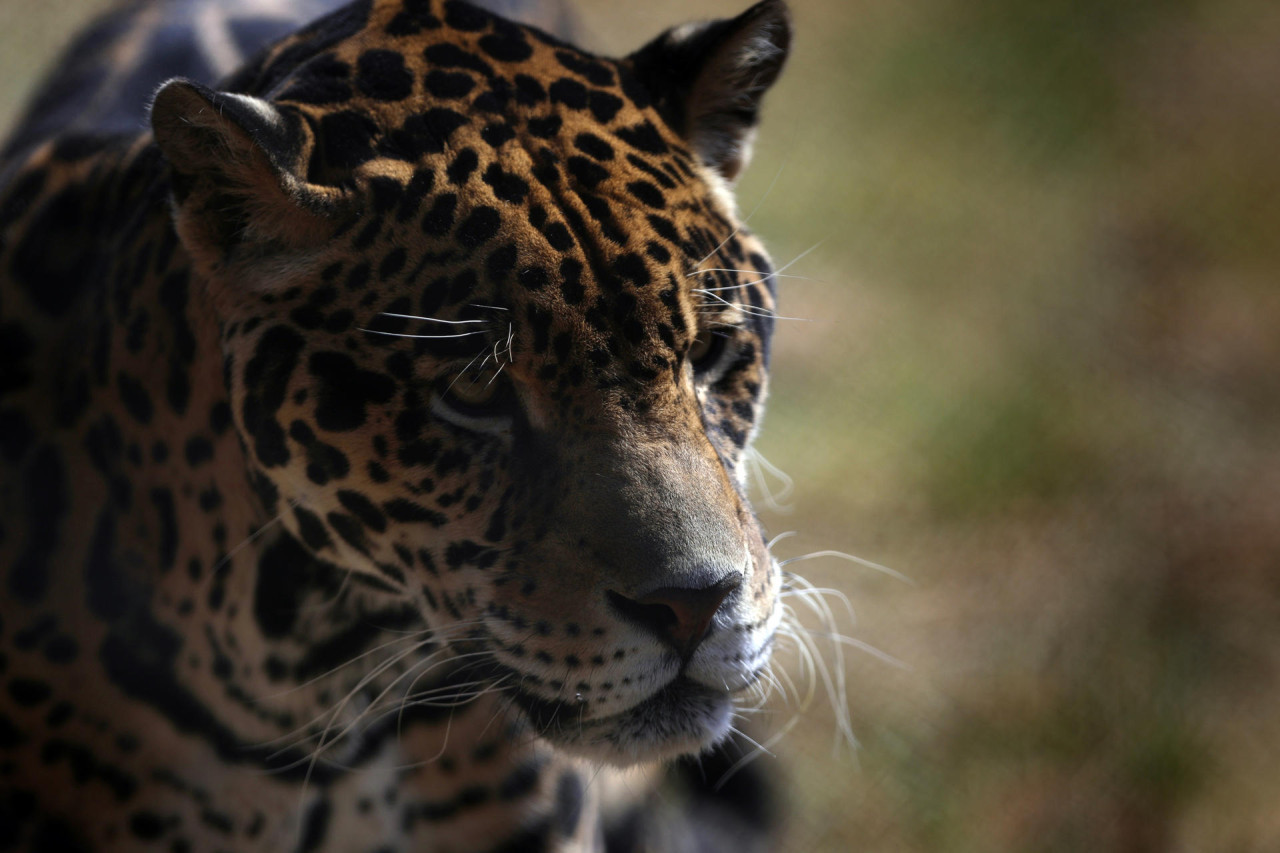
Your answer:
[4,0,1279,849]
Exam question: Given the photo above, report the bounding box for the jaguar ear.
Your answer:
[151,80,345,272]
[628,0,791,182]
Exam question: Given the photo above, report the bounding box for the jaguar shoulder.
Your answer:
[0,1,792,849]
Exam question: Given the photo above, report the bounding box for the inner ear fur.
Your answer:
[151,79,346,269]
[628,0,792,182]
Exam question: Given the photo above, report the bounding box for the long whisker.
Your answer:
[686,270,824,285]
[689,157,788,270]
[780,550,915,586]
[358,329,492,340]
[380,313,491,325]
[210,497,299,574]
[713,715,800,792]
[694,288,812,322]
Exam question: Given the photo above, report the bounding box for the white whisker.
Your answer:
[358,328,492,340]
[780,550,915,586]
[380,313,490,325]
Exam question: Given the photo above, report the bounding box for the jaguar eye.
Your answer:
[441,370,503,412]
[433,368,513,434]
[688,329,727,374]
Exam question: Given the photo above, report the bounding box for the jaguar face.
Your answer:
[152,0,790,763]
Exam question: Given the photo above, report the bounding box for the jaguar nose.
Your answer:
[607,575,740,660]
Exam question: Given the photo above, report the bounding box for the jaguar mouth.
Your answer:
[509,675,735,765]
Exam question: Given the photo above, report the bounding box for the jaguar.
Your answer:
[0,0,794,849]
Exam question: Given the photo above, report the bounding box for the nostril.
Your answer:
[607,592,679,635]
[607,575,739,659]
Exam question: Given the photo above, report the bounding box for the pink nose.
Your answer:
[607,576,740,660]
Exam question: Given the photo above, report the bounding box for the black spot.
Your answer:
[543,222,573,252]
[567,156,609,188]
[444,1,490,31]
[478,119,515,148]
[0,407,34,464]
[308,351,396,432]
[526,305,553,354]
[447,148,479,185]
[549,78,587,109]
[241,325,304,468]
[616,121,669,154]
[158,270,196,363]
[484,500,507,541]
[646,214,681,245]
[626,152,677,188]
[378,109,468,160]
[356,50,414,100]
[498,761,543,801]
[479,30,532,63]
[85,507,145,620]
[44,635,78,664]
[294,506,332,551]
[423,42,493,75]
[575,192,624,244]
[383,499,446,526]
[210,401,233,434]
[10,445,67,601]
[30,817,92,853]
[587,90,623,123]
[611,253,650,287]
[337,490,387,532]
[526,115,561,138]
[421,193,458,236]
[574,132,614,161]
[645,241,671,264]
[555,772,584,836]
[627,180,665,209]
[379,247,407,280]
[184,436,214,466]
[369,176,401,214]
[327,512,368,553]
[116,372,153,424]
[279,55,352,104]
[445,540,491,569]
[518,266,549,291]
[456,206,501,247]
[297,799,331,853]
[482,164,529,203]
[8,678,51,706]
[129,812,165,840]
[10,187,95,318]
[166,367,191,416]
[150,488,178,573]
[45,702,73,727]
[345,262,372,291]
[486,244,518,281]
[315,110,380,174]
[199,487,223,512]
[556,50,614,86]
[387,0,441,35]
[254,534,320,638]
[397,168,436,222]
[125,310,149,353]
[289,420,351,485]
[424,70,475,99]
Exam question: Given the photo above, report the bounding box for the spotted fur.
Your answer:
[0,0,791,849]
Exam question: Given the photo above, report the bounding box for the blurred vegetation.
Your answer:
[4,0,1279,850]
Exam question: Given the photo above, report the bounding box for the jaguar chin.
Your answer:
[513,674,742,765]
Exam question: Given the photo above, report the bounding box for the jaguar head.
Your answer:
[152,0,791,763]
